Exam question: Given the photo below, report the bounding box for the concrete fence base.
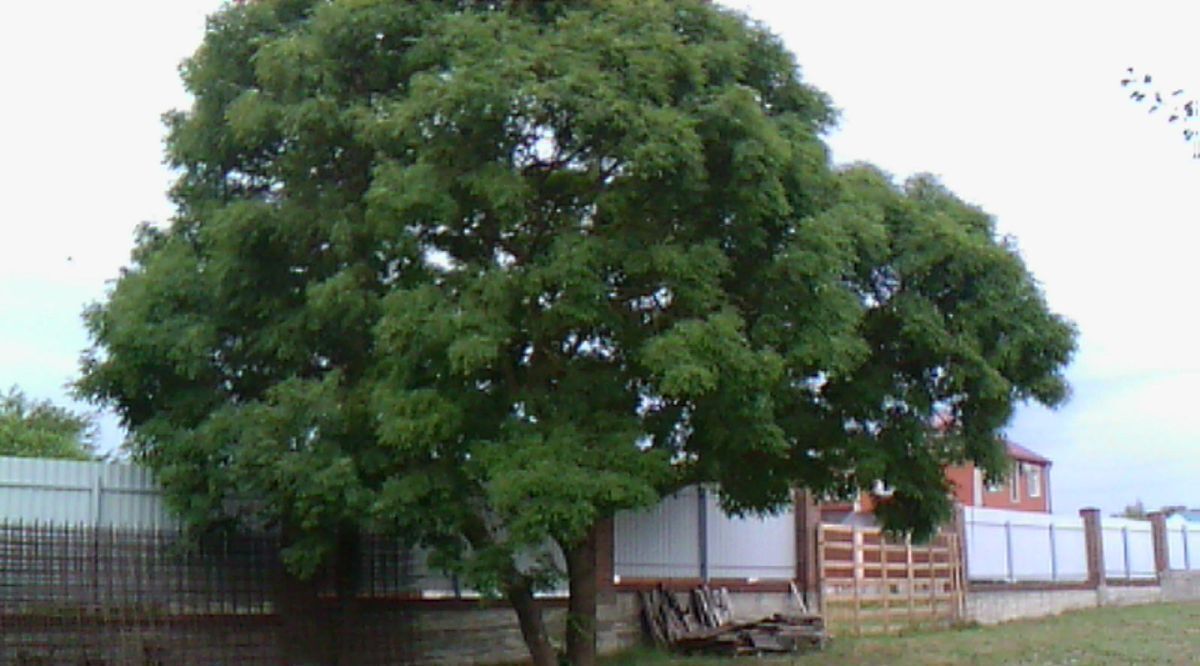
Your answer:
[966,585,1159,625]
[965,575,1200,626]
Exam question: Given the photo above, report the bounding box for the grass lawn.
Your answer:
[603,602,1200,665]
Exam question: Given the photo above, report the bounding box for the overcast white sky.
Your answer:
[1,1,1197,515]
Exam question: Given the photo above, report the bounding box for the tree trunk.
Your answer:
[332,528,362,665]
[564,524,599,666]
[462,513,557,666]
[276,565,336,665]
[506,576,558,666]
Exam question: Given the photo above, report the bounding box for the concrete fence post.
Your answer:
[1148,512,1168,577]
[1080,508,1105,591]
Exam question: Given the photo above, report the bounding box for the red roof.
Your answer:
[1006,441,1051,465]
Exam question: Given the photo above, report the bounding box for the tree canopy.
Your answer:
[0,387,96,460]
[78,1,1076,663]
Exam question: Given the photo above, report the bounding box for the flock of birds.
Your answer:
[1123,67,1200,156]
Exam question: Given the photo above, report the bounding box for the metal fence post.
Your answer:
[1049,523,1058,582]
[90,474,103,525]
[1004,521,1015,583]
[1122,527,1131,579]
[1184,524,1192,571]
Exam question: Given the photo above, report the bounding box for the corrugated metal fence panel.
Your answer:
[98,461,177,529]
[613,486,700,579]
[0,456,174,528]
[0,456,96,524]
[705,492,794,580]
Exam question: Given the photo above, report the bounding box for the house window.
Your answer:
[1027,464,1042,499]
[1010,462,1020,502]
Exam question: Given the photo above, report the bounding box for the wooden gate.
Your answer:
[817,523,964,635]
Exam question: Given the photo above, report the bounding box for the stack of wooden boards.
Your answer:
[637,585,828,656]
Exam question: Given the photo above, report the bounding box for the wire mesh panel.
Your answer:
[0,522,417,664]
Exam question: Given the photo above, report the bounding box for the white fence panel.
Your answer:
[963,510,1010,580]
[1102,517,1156,580]
[1188,528,1200,571]
[614,486,701,579]
[0,456,175,528]
[1010,522,1054,581]
[963,506,1087,583]
[1166,517,1200,571]
[705,491,794,580]
[1167,520,1188,570]
[1127,530,1156,578]
[1101,526,1126,578]
[1053,524,1090,580]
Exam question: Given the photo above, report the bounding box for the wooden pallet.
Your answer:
[638,585,828,656]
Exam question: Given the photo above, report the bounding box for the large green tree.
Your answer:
[0,387,96,460]
[78,1,1075,663]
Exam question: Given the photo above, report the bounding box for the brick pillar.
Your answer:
[1080,507,1105,590]
[1149,511,1169,576]
[594,518,616,603]
[794,489,821,606]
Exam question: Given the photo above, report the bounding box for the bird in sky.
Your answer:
[1123,67,1200,158]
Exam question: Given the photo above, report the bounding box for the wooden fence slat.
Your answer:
[880,533,890,634]
[852,526,862,636]
[818,524,963,636]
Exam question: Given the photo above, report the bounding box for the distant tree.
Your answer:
[1160,504,1188,517]
[0,387,96,460]
[77,2,1076,664]
[1118,499,1148,520]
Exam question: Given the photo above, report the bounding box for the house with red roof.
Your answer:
[945,441,1052,513]
[823,440,1053,522]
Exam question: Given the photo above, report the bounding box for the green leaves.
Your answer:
[0,388,96,460]
[79,0,1074,599]
[642,311,781,401]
